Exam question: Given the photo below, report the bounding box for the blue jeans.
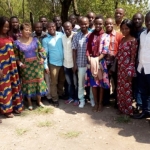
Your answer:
[64,67,78,100]
[138,69,150,113]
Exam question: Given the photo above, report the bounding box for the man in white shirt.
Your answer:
[134,12,150,119]
[62,22,79,106]
[69,14,80,32]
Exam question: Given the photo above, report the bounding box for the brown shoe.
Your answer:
[4,113,14,118]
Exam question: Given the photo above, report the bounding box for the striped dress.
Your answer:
[0,37,23,114]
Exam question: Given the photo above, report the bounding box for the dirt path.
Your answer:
[0,100,150,150]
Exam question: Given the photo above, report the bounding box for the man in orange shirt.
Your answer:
[103,18,123,106]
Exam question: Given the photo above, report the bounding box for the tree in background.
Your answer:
[0,0,149,23]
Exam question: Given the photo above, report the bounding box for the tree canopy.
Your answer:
[0,0,149,23]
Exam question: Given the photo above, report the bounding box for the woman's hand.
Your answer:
[39,58,44,65]
[0,69,4,80]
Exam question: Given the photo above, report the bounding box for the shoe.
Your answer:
[133,112,147,119]
[28,106,33,111]
[73,100,79,106]
[59,94,68,100]
[39,102,45,108]
[65,98,74,104]
[53,101,59,107]
[47,98,53,104]
[4,113,14,118]
[90,99,95,107]
[79,101,85,108]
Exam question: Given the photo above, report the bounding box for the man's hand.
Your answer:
[45,68,50,74]
[72,65,78,73]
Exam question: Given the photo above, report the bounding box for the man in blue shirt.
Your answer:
[42,22,65,107]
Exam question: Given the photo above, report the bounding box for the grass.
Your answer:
[16,128,28,136]
[20,110,30,117]
[37,121,53,127]
[115,115,131,123]
[33,107,54,115]
[61,131,81,139]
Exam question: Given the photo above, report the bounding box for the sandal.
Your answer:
[28,106,33,111]
[39,102,45,108]
[4,113,14,118]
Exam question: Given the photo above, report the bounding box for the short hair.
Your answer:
[86,12,96,17]
[10,16,19,22]
[34,22,42,27]
[63,21,72,27]
[47,22,56,27]
[95,15,104,22]
[145,11,150,18]
[53,16,61,22]
[69,14,76,19]
[120,19,133,35]
[0,16,9,33]
[39,16,47,21]
[132,12,144,21]
[20,23,32,31]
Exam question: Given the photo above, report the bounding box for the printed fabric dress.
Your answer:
[13,38,47,98]
[0,37,23,114]
[117,38,137,115]
[85,30,110,89]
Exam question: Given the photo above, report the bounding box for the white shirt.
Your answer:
[62,32,75,68]
[138,30,150,74]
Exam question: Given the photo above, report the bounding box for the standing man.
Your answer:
[9,16,22,40]
[103,18,123,106]
[134,12,150,119]
[87,12,95,32]
[69,14,80,32]
[53,16,64,33]
[132,13,146,112]
[39,16,48,33]
[42,22,65,107]
[72,17,94,108]
[114,8,125,32]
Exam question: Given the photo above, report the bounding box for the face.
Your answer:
[11,18,19,30]
[39,18,47,28]
[105,18,113,33]
[115,8,124,22]
[47,23,56,35]
[145,14,150,31]
[87,13,95,26]
[94,19,103,32]
[34,23,42,34]
[64,24,72,36]
[132,14,143,28]
[69,16,77,25]
[53,17,62,28]
[120,24,130,36]
[22,27,31,38]
[2,21,9,34]
[80,19,89,32]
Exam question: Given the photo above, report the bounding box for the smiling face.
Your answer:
[120,23,130,36]
[80,18,89,32]
[10,18,19,30]
[53,17,62,28]
[39,17,47,28]
[34,23,43,34]
[63,23,72,37]
[132,13,144,28]
[105,18,114,33]
[22,26,31,38]
[47,23,56,36]
[115,8,125,23]
[2,21,10,34]
[94,18,103,32]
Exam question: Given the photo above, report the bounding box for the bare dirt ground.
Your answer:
[0,100,150,150]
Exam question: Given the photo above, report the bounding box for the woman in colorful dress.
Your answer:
[13,23,48,110]
[85,15,110,112]
[117,19,137,116]
[0,16,23,119]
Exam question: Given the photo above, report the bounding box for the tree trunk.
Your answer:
[72,0,80,16]
[60,0,72,23]
[22,0,25,21]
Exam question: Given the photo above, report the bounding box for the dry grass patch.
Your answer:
[33,107,54,115]
[115,115,131,123]
[16,128,28,136]
[61,131,81,139]
[37,120,53,127]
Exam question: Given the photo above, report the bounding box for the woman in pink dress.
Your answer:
[117,19,137,116]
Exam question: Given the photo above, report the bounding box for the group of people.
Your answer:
[0,7,150,124]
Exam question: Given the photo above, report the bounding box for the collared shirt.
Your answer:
[113,22,122,33]
[72,31,90,67]
[137,30,150,74]
[62,32,75,68]
[32,31,47,43]
[42,31,64,67]
[72,24,80,32]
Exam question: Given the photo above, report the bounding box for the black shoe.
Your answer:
[52,101,59,107]
[59,95,68,100]
[133,112,147,119]
[47,98,53,104]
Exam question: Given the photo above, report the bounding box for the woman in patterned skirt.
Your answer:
[0,16,23,119]
[117,19,137,116]
[13,23,48,110]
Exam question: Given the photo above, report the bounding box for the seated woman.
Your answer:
[0,16,23,119]
[85,15,110,112]
[13,23,48,110]
[117,19,137,116]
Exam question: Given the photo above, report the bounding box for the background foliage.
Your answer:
[0,0,149,23]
